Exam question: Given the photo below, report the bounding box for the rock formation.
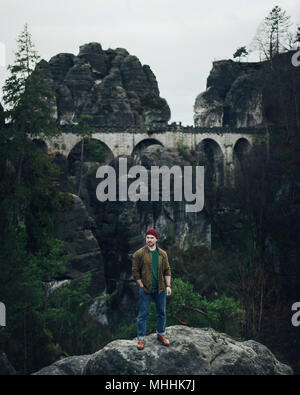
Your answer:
[33,325,293,375]
[36,42,170,128]
[194,59,264,128]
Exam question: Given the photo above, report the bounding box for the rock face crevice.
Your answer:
[33,325,293,375]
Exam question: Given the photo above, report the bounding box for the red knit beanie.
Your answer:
[145,228,158,239]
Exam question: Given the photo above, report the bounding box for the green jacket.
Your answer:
[132,245,171,294]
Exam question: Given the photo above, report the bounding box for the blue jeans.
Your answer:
[137,287,166,340]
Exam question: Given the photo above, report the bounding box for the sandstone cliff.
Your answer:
[194,59,264,128]
[36,42,170,128]
[194,51,300,131]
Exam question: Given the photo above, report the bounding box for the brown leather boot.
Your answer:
[137,340,145,350]
[157,334,170,346]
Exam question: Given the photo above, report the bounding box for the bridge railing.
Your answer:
[58,122,268,135]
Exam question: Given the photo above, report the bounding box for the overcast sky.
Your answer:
[0,0,299,125]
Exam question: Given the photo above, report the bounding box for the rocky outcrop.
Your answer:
[194,60,264,128]
[33,355,90,375]
[36,42,170,128]
[33,325,293,375]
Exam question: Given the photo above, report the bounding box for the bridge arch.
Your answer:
[131,138,164,159]
[232,137,252,184]
[233,137,252,161]
[196,138,224,186]
[67,138,114,175]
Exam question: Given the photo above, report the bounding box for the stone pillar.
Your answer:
[223,138,234,187]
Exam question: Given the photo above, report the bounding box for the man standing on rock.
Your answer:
[132,228,172,350]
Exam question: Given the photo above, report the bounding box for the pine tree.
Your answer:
[252,6,291,60]
[74,114,94,196]
[2,23,59,224]
[3,23,39,110]
[233,46,249,62]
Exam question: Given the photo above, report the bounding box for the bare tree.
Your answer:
[251,6,291,60]
[294,25,300,48]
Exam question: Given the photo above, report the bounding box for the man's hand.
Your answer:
[137,279,143,288]
[165,276,171,296]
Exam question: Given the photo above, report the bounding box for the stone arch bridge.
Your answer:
[41,124,268,186]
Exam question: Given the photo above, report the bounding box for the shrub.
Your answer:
[114,278,242,340]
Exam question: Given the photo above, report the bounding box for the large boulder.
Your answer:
[33,355,90,375]
[33,325,293,375]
